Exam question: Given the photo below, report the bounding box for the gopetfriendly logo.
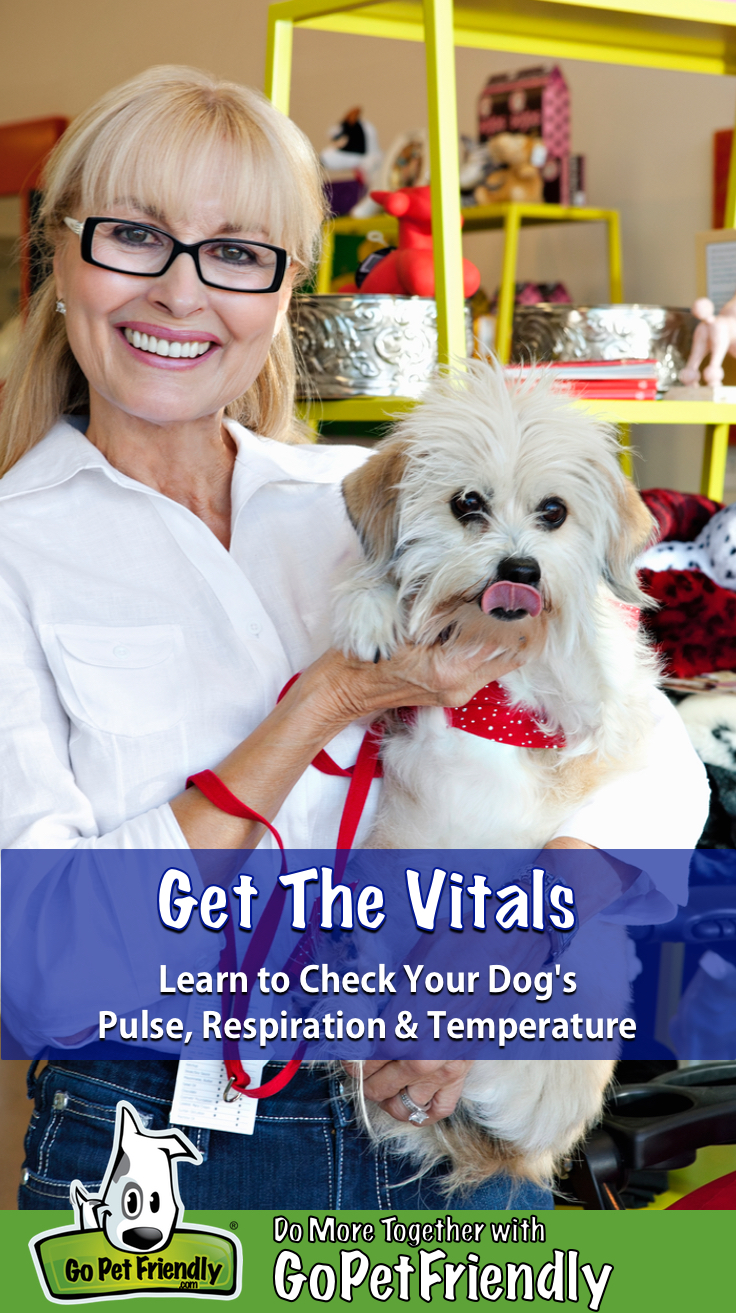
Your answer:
[30,1101,241,1302]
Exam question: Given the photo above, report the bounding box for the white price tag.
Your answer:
[170,1060,265,1135]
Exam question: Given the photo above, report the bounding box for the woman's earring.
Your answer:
[56,299,66,315]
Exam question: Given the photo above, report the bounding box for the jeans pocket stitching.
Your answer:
[321,1124,334,1210]
[24,1171,101,1196]
[373,1146,382,1208]
[23,1111,40,1158]
[26,1168,101,1189]
[254,1114,331,1124]
[383,1149,391,1210]
[63,1105,118,1126]
[46,1066,174,1104]
[37,1112,63,1179]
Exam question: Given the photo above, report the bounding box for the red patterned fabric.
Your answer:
[447,682,565,749]
[397,681,565,748]
[640,488,723,545]
[639,567,736,677]
[397,683,565,748]
[637,489,735,678]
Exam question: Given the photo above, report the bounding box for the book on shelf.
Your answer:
[504,359,659,399]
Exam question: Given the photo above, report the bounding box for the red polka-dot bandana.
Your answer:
[446,681,565,749]
[398,681,565,749]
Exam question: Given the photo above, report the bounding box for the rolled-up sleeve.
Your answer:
[551,688,709,853]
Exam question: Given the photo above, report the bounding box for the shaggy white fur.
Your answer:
[334,359,659,1192]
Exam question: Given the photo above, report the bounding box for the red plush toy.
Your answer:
[359,186,481,298]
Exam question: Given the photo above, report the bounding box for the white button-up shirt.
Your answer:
[0,417,709,875]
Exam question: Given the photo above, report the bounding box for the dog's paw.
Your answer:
[333,579,402,661]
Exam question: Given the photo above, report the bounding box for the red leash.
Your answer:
[184,771,300,1099]
[186,700,384,1100]
[188,667,570,1101]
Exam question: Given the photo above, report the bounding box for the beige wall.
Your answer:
[2,0,736,490]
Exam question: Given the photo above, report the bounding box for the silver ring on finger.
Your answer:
[399,1088,432,1125]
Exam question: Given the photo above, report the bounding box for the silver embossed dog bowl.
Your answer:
[510,304,698,392]
[292,294,472,400]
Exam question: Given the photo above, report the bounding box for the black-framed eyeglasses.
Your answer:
[64,216,291,293]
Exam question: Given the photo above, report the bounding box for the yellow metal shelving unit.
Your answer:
[266,0,736,498]
[317,202,623,363]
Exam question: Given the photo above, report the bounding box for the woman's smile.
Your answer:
[117,321,220,368]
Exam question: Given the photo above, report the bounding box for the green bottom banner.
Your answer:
[0,1209,730,1309]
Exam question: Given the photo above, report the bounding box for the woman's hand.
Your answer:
[297,606,549,735]
[171,609,546,850]
[342,1058,473,1126]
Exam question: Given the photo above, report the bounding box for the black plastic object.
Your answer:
[563,1062,736,1209]
[355,246,395,288]
[628,886,736,944]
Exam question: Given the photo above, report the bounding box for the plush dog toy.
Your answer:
[358,185,481,299]
[474,133,545,206]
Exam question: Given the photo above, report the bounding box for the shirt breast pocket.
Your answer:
[42,624,188,737]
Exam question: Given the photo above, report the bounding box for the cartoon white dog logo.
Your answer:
[70,1100,202,1254]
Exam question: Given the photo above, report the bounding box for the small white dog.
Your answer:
[333,359,658,1192]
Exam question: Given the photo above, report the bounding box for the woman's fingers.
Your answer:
[300,612,547,730]
[341,1058,389,1080]
[379,1066,472,1125]
[358,1059,473,1125]
[358,1059,447,1102]
[410,612,548,708]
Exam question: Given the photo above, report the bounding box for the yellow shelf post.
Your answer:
[423,0,467,365]
[606,209,624,302]
[701,423,730,500]
[724,93,736,229]
[495,206,523,364]
[316,222,336,294]
[264,11,294,114]
[617,423,634,479]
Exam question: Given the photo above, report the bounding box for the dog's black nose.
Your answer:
[122,1227,164,1250]
[496,556,541,587]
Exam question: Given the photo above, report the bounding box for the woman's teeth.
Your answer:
[123,328,211,358]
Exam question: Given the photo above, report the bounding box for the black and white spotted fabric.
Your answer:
[637,502,736,589]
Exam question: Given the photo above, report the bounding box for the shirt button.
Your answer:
[248,622,261,635]
[113,645,130,658]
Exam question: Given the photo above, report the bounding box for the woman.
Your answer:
[0,67,708,1212]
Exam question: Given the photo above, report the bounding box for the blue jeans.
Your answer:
[19,1060,553,1211]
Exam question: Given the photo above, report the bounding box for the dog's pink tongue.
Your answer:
[480,581,543,617]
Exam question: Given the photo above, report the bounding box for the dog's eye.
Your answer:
[450,491,488,524]
[149,1191,160,1214]
[537,497,567,529]
[122,1184,142,1219]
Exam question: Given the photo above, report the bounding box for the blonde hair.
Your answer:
[0,65,326,476]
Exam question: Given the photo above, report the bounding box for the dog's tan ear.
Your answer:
[604,477,655,604]
[342,437,408,565]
